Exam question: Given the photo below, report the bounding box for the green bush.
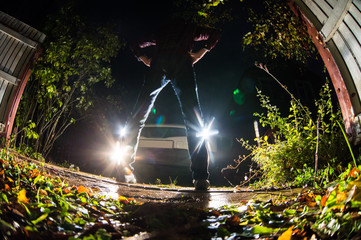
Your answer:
[240,82,350,188]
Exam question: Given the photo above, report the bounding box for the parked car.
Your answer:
[138,124,188,150]
[134,124,192,185]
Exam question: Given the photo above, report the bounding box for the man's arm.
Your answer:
[130,34,156,67]
[138,55,151,67]
[190,26,221,64]
[189,48,209,65]
[194,26,221,51]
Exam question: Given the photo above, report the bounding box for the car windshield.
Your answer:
[141,127,186,138]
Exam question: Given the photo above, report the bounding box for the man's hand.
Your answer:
[138,56,151,67]
[189,48,209,65]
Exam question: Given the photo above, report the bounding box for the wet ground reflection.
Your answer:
[45,163,299,209]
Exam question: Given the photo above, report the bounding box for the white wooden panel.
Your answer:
[333,31,361,99]
[354,0,361,10]
[326,0,338,8]
[0,11,45,43]
[1,39,18,72]
[7,43,24,75]
[344,11,361,45]
[0,34,7,51]
[0,83,14,121]
[349,3,361,27]
[0,23,37,49]
[304,0,329,24]
[13,46,32,78]
[321,0,353,42]
[0,37,14,64]
[0,79,9,103]
[338,22,361,71]
[314,0,334,16]
[0,35,10,56]
[0,70,18,85]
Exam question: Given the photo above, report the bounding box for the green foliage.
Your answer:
[242,0,316,65]
[173,0,237,26]
[13,3,123,158]
[24,121,39,140]
[240,82,349,188]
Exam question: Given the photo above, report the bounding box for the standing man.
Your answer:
[127,19,220,190]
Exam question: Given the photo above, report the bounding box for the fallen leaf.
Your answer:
[252,225,278,234]
[292,227,307,237]
[226,215,240,226]
[278,225,293,240]
[118,196,129,204]
[18,189,29,204]
[336,191,346,204]
[320,195,328,207]
[306,201,317,207]
[4,184,10,191]
[30,169,39,178]
[39,189,48,196]
[78,185,91,195]
[63,187,71,194]
[348,167,359,178]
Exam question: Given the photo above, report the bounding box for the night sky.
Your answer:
[2,0,329,185]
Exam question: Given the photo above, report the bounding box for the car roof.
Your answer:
[144,124,186,129]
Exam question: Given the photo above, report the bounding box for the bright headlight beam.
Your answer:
[193,112,218,154]
[120,126,127,137]
[196,125,219,140]
[110,141,126,165]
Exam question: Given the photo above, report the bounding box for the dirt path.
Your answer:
[15,152,302,209]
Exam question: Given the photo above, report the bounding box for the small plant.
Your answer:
[237,65,350,189]
[169,176,178,187]
[155,178,162,185]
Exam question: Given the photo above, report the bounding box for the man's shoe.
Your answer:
[194,179,210,191]
[116,167,137,184]
[124,167,136,183]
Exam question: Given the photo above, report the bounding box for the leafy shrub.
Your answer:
[239,82,350,188]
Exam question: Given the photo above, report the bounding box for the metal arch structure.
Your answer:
[290,0,361,145]
[0,11,45,140]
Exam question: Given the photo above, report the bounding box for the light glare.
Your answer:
[193,111,218,154]
[120,126,127,137]
[110,141,127,165]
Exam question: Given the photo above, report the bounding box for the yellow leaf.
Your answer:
[77,185,92,196]
[18,189,29,204]
[118,195,129,204]
[39,189,48,196]
[278,226,293,240]
[336,191,347,203]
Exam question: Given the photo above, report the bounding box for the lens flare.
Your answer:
[110,141,131,165]
[120,126,127,137]
[192,109,218,155]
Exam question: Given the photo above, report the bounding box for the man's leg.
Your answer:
[124,61,169,182]
[171,58,210,190]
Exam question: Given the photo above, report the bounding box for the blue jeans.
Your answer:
[128,53,209,181]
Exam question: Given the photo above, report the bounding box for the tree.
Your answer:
[174,0,315,65]
[173,0,239,26]
[13,4,123,158]
[242,0,316,65]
